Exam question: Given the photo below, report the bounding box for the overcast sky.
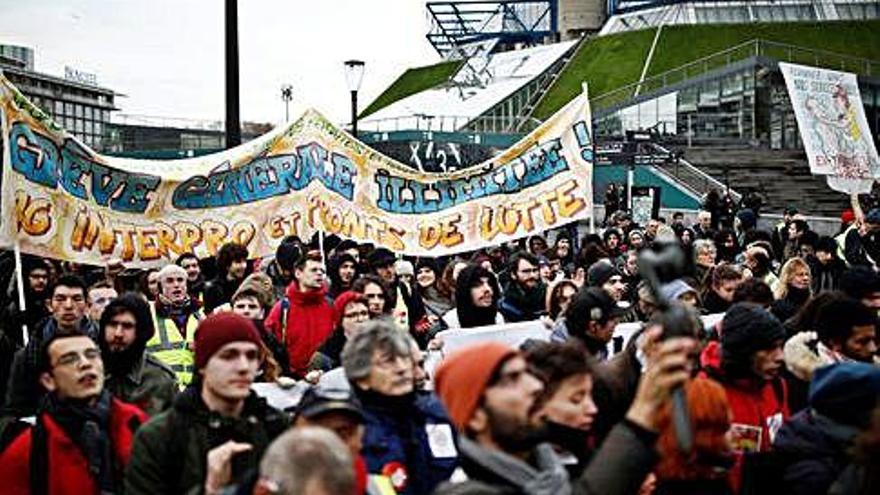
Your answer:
[0,0,441,125]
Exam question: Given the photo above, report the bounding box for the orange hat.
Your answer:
[434,342,518,432]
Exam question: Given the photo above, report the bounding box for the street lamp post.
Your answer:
[281,84,293,122]
[343,60,365,137]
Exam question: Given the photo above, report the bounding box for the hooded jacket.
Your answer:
[265,280,335,377]
[327,254,358,301]
[124,386,288,495]
[100,295,178,416]
[499,280,547,322]
[0,393,147,495]
[447,265,502,329]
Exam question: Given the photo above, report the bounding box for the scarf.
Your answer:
[156,294,198,336]
[458,436,571,495]
[33,391,116,495]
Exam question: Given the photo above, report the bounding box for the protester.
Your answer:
[702,263,744,314]
[839,265,880,311]
[254,427,356,495]
[147,264,203,387]
[524,341,598,476]
[653,377,734,495]
[550,287,626,360]
[0,332,148,494]
[586,259,627,302]
[441,263,504,329]
[312,291,370,370]
[265,250,334,378]
[125,313,288,495]
[366,247,423,332]
[230,276,289,376]
[771,257,812,323]
[774,363,880,495]
[414,258,454,321]
[342,320,458,494]
[808,237,845,292]
[139,269,160,302]
[176,252,205,302]
[694,210,714,240]
[434,329,695,495]
[545,279,578,322]
[701,303,789,492]
[352,274,393,319]
[499,251,547,322]
[203,242,250,314]
[5,274,98,417]
[839,208,880,269]
[262,237,301,301]
[100,293,177,416]
[327,252,360,301]
[87,280,118,323]
[692,239,717,287]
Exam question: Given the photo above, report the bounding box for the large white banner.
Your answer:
[779,62,880,194]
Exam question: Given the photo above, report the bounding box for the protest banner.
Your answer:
[435,320,550,356]
[779,62,880,194]
[0,73,594,266]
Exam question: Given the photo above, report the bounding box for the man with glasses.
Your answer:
[4,274,98,417]
[499,251,547,322]
[0,332,148,493]
[100,293,177,416]
[126,312,288,495]
[265,251,335,378]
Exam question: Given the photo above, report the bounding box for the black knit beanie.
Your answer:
[721,303,785,377]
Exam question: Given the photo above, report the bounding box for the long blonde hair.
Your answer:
[775,257,811,300]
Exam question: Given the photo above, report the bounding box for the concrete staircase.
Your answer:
[671,144,850,216]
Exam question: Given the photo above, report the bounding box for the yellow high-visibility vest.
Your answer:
[147,302,203,388]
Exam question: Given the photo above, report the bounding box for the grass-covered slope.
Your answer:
[360,60,463,118]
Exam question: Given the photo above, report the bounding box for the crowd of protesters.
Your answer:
[0,191,879,495]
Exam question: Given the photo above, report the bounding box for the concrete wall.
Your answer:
[559,0,606,39]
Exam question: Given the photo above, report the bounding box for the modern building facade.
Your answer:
[0,44,117,151]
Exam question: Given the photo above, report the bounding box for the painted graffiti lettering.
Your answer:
[418,214,464,249]
[307,195,406,251]
[172,141,357,209]
[375,139,569,214]
[9,123,160,213]
[69,204,258,262]
[15,191,53,236]
[479,179,587,241]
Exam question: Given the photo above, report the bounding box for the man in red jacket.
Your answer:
[0,332,147,494]
[265,250,335,377]
[702,303,789,492]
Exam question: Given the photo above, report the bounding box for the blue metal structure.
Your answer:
[426,1,558,58]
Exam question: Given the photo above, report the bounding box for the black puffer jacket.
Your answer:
[773,409,860,495]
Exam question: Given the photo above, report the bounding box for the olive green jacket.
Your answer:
[124,386,289,495]
[104,352,178,417]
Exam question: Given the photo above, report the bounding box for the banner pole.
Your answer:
[318,230,326,266]
[14,239,29,347]
[583,81,596,235]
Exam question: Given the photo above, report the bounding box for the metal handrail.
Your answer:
[590,38,880,114]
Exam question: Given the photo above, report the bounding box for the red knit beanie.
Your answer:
[194,312,263,370]
[333,291,367,328]
[434,342,518,432]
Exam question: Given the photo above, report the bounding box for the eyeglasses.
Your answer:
[54,348,101,368]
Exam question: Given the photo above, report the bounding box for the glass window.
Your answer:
[65,102,74,115]
[55,100,63,115]
[75,105,83,118]
[94,122,103,136]
[75,119,84,132]
[84,106,92,120]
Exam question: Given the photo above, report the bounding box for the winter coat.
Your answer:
[356,389,458,495]
[203,275,244,314]
[264,280,335,377]
[499,282,547,322]
[770,287,810,326]
[125,386,288,495]
[590,331,645,443]
[808,257,845,293]
[103,352,178,416]
[0,396,147,495]
[702,360,789,493]
[435,420,659,495]
[773,409,860,495]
